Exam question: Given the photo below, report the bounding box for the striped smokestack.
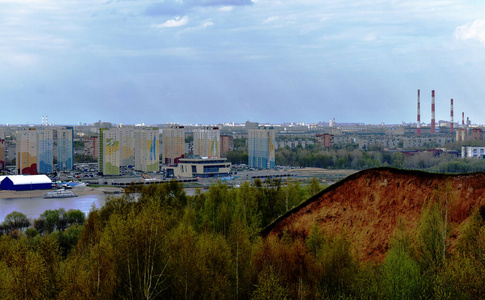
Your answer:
[431,90,435,134]
[450,99,454,134]
[467,117,469,128]
[417,89,421,135]
[462,112,465,127]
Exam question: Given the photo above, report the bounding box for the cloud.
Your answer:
[144,0,252,16]
[263,16,279,24]
[455,19,485,45]
[202,21,214,28]
[154,16,189,28]
[218,6,233,12]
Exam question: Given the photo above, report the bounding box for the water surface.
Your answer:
[0,194,107,221]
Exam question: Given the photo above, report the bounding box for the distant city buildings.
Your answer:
[471,128,483,141]
[462,146,485,159]
[248,126,276,169]
[193,127,220,158]
[162,125,185,165]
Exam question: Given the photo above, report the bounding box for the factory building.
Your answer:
[248,126,276,169]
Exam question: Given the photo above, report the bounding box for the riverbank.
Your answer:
[0,187,124,199]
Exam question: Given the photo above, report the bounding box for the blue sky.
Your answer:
[1,0,484,125]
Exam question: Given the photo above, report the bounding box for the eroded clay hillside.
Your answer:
[262,167,485,261]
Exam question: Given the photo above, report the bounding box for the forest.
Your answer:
[0,178,484,299]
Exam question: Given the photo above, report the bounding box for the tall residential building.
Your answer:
[315,133,334,149]
[248,126,276,169]
[193,127,220,158]
[162,125,185,165]
[99,127,159,175]
[84,137,99,160]
[16,129,38,175]
[456,128,468,142]
[220,135,234,153]
[471,128,483,141]
[99,128,122,175]
[37,129,54,173]
[120,127,135,167]
[134,128,159,172]
[57,127,73,171]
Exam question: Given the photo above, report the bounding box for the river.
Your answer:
[0,194,108,222]
[0,187,207,222]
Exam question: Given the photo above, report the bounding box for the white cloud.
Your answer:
[263,16,279,24]
[202,21,214,28]
[455,19,485,45]
[154,16,189,28]
[218,6,233,12]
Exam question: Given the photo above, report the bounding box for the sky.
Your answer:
[1,0,484,126]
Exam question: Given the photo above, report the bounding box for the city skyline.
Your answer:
[1,1,484,125]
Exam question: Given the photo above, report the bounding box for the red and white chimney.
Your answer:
[450,99,454,134]
[462,112,465,127]
[431,90,435,134]
[417,89,421,135]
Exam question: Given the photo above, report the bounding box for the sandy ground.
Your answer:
[0,187,124,199]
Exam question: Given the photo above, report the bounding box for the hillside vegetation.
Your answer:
[0,169,484,299]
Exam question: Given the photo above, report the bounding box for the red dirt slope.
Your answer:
[262,168,485,261]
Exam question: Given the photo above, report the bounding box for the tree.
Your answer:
[66,209,86,226]
[382,220,421,299]
[307,177,322,197]
[2,211,30,232]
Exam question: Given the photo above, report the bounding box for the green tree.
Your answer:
[306,177,322,197]
[2,211,30,232]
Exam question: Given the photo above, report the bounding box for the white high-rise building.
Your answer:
[135,129,159,172]
[248,126,276,169]
[193,127,220,158]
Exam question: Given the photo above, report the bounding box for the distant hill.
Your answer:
[262,167,485,261]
